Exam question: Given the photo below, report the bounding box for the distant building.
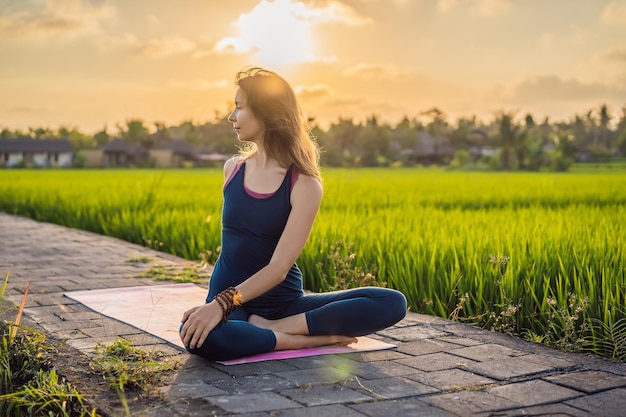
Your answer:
[0,138,73,168]
[150,140,195,168]
[401,130,455,164]
[82,138,231,168]
[83,139,149,167]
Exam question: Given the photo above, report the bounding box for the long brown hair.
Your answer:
[235,67,321,181]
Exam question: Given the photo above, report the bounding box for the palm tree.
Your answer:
[599,104,611,149]
[495,111,520,170]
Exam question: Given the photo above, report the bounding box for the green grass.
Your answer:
[0,167,624,359]
[1,275,97,416]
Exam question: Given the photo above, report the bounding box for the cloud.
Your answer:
[601,1,626,25]
[342,63,412,79]
[298,0,372,25]
[295,84,335,100]
[601,47,626,62]
[0,0,115,41]
[507,75,625,102]
[168,79,229,91]
[98,33,200,58]
[438,0,459,12]
[4,105,48,114]
[472,0,512,16]
[134,37,197,58]
[213,0,371,66]
[541,32,555,48]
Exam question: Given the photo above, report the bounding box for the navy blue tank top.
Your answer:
[207,162,304,312]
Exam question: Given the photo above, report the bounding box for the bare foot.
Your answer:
[248,314,273,330]
[274,332,357,351]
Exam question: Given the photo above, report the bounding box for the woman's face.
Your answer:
[228,88,264,143]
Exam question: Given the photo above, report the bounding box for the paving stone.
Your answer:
[34,293,81,306]
[463,357,556,380]
[38,318,105,331]
[208,373,294,394]
[350,397,458,417]
[545,370,626,393]
[406,368,496,391]
[211,360,298,377]
[351,360,424,380]
[451,343,528,361]
[522,353,580,369]
[395,339,462,356]
[271,404,368,417]
[436,336,484,347]
[121,333,174,347]
[397,352,478,372]
[80,323,141,337]
[23,304,77,319]
[346,376,439,399]
[422,390,522,415]
[488,379,583,406]
[490,403,592,417]
[206,392,301,414]
[164,382,228,399]
[283,355,349,370]
[49,329,87,340]
[565,388,626,417]
[165,397,233,417]
[280,383,374,406]
[66,336,122,353]
[274,367,359,385]
[377,324,449,341]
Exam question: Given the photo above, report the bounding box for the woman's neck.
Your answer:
[250,150,280,170]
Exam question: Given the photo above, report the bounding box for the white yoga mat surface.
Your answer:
[65,283,205,349]
[65,283,396,364]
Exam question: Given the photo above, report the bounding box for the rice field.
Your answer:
[1,167,625,359]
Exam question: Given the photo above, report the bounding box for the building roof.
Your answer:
[152,139,195,154]
[0,138,73,153]
[102,138,133,153]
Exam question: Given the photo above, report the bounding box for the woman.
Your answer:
[180,67,407,361]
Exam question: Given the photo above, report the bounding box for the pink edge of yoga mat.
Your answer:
[64,283,396,365]
[217,336,396,365]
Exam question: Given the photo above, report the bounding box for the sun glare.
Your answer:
[232,0,317,68]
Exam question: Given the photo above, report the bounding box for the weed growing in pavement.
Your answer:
[89,338,177,397]
[125,256,153,263]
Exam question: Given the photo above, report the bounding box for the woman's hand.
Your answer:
[180,301,222,349]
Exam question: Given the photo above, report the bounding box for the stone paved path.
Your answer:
[1,212,625,416]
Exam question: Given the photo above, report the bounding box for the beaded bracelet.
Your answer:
[213,287,244,322]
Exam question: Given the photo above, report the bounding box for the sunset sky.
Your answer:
[1,0,625,134]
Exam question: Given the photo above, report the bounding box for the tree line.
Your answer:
[2,103,625,171]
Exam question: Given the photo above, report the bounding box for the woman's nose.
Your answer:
[228,111,236,122]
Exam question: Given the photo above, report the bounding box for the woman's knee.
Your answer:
[380,288,408,323]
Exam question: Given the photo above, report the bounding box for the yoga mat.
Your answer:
[65,283,205,350]
[64,283,396,364]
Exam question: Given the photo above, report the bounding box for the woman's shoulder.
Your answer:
[291,170,322,201]
[223,155,245,179]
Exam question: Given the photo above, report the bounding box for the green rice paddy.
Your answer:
[1,167,624,359]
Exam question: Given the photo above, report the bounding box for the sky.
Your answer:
[1,0,625,134]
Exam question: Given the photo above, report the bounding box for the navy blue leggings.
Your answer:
[184,287,407,361]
